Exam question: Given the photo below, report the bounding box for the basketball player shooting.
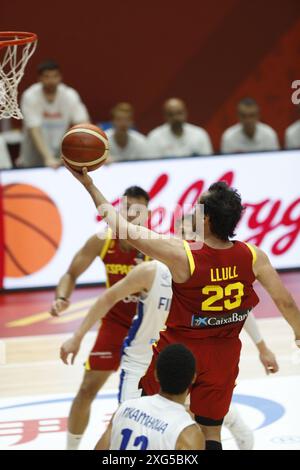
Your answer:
[64,164,300,450]
[49,185,150,450]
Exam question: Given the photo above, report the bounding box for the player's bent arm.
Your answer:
[64,165,190,283]
[175,424,205,451]
[243,311,279,374]
[28,127,59,167]
[60,262,155,364]
[74,261,155,341]
[94,416,114,450]
[50,235,104,316]
[254,247,300,342]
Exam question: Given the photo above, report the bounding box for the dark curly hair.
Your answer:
[156,344,196,395]
[202,182,244,241]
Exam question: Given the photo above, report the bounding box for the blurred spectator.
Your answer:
[19,60,89,168]
[0,132,12,169]
[285,106,300,149]
[221,98,279,154]
[106,103,148,161]
[147,98,213,157]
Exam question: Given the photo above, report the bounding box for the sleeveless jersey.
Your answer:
[100,228,148,328]
[166,240,259,338]
[121,261,172,371]
[110,394,195,450]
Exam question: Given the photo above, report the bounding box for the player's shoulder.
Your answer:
[176,423,204,450]
[184,122,209,137]
[147,123,168,138]
[285,119,300,136]
[257,121,277,137]
[58,83,81,101]
[22,83,42,101]
[222,123,241,139]
[128,129,147,142]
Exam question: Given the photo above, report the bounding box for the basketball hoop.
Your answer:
[0,32,37,120]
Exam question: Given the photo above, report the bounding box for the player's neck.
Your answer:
[204,234,233,249]
[159,391,186,406]
[114,130,129,148]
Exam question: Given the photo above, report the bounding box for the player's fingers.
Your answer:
[71,352,77,365]
[60,347,68,365]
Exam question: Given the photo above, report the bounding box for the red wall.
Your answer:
[3,0,300,150]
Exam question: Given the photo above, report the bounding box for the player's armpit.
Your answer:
[175,424,205,451]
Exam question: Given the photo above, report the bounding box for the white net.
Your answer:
[0,37,37,119]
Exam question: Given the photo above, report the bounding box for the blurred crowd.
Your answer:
[0,60,300,170]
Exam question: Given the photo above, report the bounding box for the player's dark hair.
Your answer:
[238,97,258,108]
[202,181,244,241]
[156,344,196,395]
[123,186,150,203]
[38,60,60,75]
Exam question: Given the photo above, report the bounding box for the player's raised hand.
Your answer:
[60,337,81,365]
[49,298,70,317]
[63,161,93,188]
[259,347,279,374]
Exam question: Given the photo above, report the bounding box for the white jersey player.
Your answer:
[95,344,205,450]
[118,260,172,403]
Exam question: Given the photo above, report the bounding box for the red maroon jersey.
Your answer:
[167,240,259,338]
[100,229,147,327]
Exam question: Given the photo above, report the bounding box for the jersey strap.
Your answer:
[100,228,113,260]
[244,242,257,266]
[183,240,195,275]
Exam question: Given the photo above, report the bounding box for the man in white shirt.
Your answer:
[106,103,148,162]
[221,98,279,154]
[285,106,300,149]
[19,60,89,168]
[147,98,213,158]
[0,133,12,169]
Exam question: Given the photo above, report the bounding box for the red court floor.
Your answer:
[0,272,299,338]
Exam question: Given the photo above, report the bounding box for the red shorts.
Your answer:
[85,316,129,371]
[139,328,241,421]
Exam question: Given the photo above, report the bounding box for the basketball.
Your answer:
[61,123,109,172]
[3,183,62,278]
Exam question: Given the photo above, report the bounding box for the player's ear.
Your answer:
[154,368,159,383]
[191,372,197,385]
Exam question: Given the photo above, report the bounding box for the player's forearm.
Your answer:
[29,127,54,162]
[276,295,300,337]
[55,273,76,300]
[243,311,263,346]
[73,295,113,341]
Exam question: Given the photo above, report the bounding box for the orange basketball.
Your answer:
[3,184,62,278]
[61,123,109,172]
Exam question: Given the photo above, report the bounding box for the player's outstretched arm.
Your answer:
[176,424,205,450]
[50,235,104,316]
[243,311,279,374]
[60,262,155,365]
[64,164,190,283]
[254,246,300,347]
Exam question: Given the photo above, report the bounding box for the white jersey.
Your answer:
[20,82,89,166]
[285,119,300,149]
[147,122,213,157]
[110,394,195,450]
[121,261,172,373]
[106,128,149,161]
[221,122,279,153]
